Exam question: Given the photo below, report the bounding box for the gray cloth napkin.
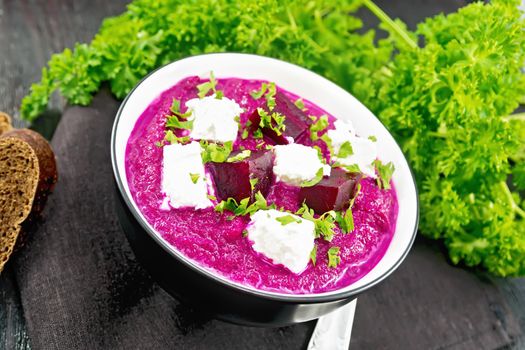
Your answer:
[13,89,313,350]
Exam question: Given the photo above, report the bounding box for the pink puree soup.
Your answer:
[125,76,398,294]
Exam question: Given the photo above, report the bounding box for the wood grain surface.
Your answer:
[1,1,524,349]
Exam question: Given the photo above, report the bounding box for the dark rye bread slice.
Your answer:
[0,126,57,272]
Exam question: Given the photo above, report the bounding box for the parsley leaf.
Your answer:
[197,71,223,99]
[200,140,233,163]
[301,168,324,187]
[310,245,317,266]
[257,108,286,136]
[337,141,354,158]
[336,163,361,174]
[189,173,200,184]
[166,98,193,130]
[374,160,395,190]
[276,215,302,226]
[250,81,277,109]
[170,99,181,114]
[215,197,239,213]
[314,212,337,242]
[164,130,190,145]
[310,115,329,141]
[215,191,274,217]
[250,83,268,100]
[249,178,258,191]
[320,134,334,155]
[296,203,337,241]
[166,115,194,130]
[336,206,355,234]
[294,98,306,111]
[327,247,341,268]
[265,82,277,110]
[227,150,251,162]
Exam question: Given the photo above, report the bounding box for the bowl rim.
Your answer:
[111,52,419,304]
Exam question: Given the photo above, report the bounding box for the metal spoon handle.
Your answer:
[307,298,357,350]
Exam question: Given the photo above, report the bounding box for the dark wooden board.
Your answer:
[351,237,521,349]
[1,1,524,349]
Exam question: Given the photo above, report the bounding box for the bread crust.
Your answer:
[2,129,58,216]
[0,112,12,135]
[0,125,58,272]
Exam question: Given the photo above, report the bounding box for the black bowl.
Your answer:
[116,189,353,326]
[111,53,419,326]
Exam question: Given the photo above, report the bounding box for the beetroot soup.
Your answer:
[125,75,398,294]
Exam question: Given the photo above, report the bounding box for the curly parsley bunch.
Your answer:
[365,0,525,276]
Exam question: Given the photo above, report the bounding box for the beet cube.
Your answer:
[207,150,275,203]
[248,92,313,144]
[299,168,363,214]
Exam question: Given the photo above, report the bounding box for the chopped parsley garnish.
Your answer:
[257,108,286,136]
[310,246,317,266]
[207,194,217,201]
[197,71,223,99]
[226,150,251,162]
[200,140,233,163]
[320,133,334,155]
[155,141,164,148]
[166,115,193,130]
[215,191,275,216]
[327,247,341,268]
[309,115,329,141]
[164,130,190,144]
[189,173,200,184]
[337,141,354,158]
[170,99,181,114]
[301,168,324,187]
[296,203,337,242]
[242,229,248,237]
[214,197,239,213]
[335,162,361,174]
[374,159,395,189]
[314,212,337,242]
[336,206,355,234]
[276,215,302,226]
[169,98,192,118]
[250,83,268,100]
[294,98,306,111]
[249,178,258,191]
[264,82,277,110]
[250,82,277,110]
[336,183,360,234]
[368,135,377,142]
[165,97,194,131]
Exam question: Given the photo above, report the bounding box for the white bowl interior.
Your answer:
[112,53,418,298]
